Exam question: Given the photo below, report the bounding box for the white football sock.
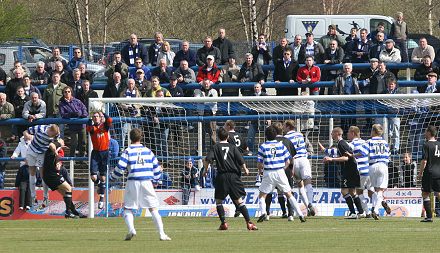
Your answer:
[359,195,369,214]
[375,191,384,211]
[43,181,49,199]
[299,187,309,207]
[259,197,266,215]
[29,175,36,200]
[371,192,378,211]
[288,195,303,217]
[124,209,136,234]
[151,209,166,237]
[305,184,314,206]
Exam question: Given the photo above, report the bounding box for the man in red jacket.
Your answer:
[296,56,321,95]
[196,55,220,84]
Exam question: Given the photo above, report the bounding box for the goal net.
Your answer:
[89,93,440,218]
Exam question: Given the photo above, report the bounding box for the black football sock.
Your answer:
[238,203,251,222]
[98,181,106,196]
[216,204,226,224]
[265,193,273,215]
[233,201,240,212]
[424,197,433,219]
[353,195,364,214]
[344,193,356,214]
[63,192,74,213]
[278,196,287,215]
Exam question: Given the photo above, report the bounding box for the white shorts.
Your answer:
[293,157,312,181]
[124,180,159,209]
[359,175,372,190]
[259,169,291,194]
[369,163,389,189]
[26,151,45,168]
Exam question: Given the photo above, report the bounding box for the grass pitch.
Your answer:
[1,216,439,253]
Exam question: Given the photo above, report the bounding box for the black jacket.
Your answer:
[196,46,222,66]
[369,70,396,94]
[103,82,126,98]
[273,59,299,96]
[212,37,235,64]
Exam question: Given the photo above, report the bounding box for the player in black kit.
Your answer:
[324,127,363,219]
[224,120,251,217]
[203,127,258,231]
[43,140,85,218]
[418,126,440,222]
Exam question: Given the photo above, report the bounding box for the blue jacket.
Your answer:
[59,97,88,131]
[173,49,197,68]
[67,57,87,72]
[128,66,151,80]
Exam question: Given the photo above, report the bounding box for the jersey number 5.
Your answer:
[222,147,230,160]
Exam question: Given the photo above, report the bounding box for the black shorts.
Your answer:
[90,150,109,176]
[43,170,66,191]
[214,173,246,201]
[421,172,440,192]
[341,169,360,189]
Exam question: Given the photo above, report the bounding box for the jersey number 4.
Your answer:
[222,147,230,160]
[435,145,440,157]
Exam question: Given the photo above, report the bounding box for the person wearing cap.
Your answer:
[298,32,325,64]
[425,72,438,93]
[319,24,345,50]
[196,36,221,66]
[414,55,439,93]
[390,12,408,62]
[237,53,265,96]
[128,57,151,79]
[196,55,220,84]
[356,58,379,94]
[219,56,240,96]
[134,68,152,97]
[379,39,401,63]
[213,28,235,65]
[181,158,201,205]
[168,74,183,97]
[379,39,401,77]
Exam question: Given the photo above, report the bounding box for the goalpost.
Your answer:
[88,93,440,218]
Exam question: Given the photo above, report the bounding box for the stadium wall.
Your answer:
[0,188,422,220]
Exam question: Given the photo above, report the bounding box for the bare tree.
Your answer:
[249,0,258,44]
[74,0,85,53]
[238,0,251,48]
[84,0,93,61]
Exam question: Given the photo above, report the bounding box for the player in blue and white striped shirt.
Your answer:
[23,124,60,205]
[366,124,391,220]
[348,126,374,217]
[110,128,171,241]
[284,120,315,216]
[257,126,305,223]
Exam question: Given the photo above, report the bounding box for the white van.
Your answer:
[285,15,394,41]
